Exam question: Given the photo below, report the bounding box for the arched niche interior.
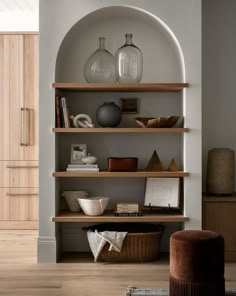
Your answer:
[53,7,187,253]
[54,6,185,174]
[55,6,184,83]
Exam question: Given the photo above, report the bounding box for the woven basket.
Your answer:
[97,230,162,262]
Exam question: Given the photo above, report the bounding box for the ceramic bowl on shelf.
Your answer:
[134,116,179,128]
[62,191,89,212]
[78,196,110,216]
[81,154,98,164]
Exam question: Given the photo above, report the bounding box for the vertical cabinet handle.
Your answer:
[21,107,25,146]
[20,107,30,146]
[21,107,27,146]
[25,108,30,146]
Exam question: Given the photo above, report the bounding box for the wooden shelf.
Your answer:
[52,82,189,92]
[52,211,189,223]
[52,127,189,133]
[52,171,189,178]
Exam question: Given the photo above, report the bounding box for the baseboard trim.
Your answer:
[37,236,57,263]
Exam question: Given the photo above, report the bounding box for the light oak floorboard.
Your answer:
[0,230,235,296]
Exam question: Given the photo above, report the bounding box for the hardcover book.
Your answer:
[61,97,70,128]
[66,167,99,172]
[55,95,61,128]
[114,212,143,217]
[67,163,98,168]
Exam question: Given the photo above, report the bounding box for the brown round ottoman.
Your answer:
[169,230,225,296]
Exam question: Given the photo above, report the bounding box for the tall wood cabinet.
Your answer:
[0,33,38,229]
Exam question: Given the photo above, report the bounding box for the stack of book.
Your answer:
[55,95,70,128]
[114,202,143,216]
[66,163,99,172]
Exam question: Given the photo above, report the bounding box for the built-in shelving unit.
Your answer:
[53,81,189,225]
[52,171,189,177]
[52,211,189,223]
[52,77,190,255]
[52,82,189,92]
[52,127,189,133]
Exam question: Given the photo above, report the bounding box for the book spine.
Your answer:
[59,96,65,127]
[64,96,71,128]
[68,164,98,168]
[61,97,70,128]
[55,95,61,128]
[66,168,99,172]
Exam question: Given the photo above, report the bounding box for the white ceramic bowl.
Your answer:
[81,155,98,164]
[78,196,109,216]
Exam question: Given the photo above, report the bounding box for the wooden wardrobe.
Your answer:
[0,33,38,229]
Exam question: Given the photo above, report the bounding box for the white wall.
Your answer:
[202,0,236,191]
[0,12,38,31]
[0,0,38,31]
[39,0,201,262]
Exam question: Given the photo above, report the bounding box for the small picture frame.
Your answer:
[70,144,87,163]
[120,98,139,114]
[144,178,180,208]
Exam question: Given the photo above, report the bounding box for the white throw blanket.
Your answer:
[87,230,128,262]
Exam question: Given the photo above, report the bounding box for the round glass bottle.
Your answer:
[83,37,116,83]
[115,34,143,83]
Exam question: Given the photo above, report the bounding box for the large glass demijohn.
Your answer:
[115,34,143,83]
[83,37,116,83]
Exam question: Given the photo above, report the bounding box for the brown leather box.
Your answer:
[108,157,138,172]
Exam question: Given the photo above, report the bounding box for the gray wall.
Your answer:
[202,0,236,190]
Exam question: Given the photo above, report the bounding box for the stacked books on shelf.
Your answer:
[55,95,70,128]
[66,163,99,172]
[114,202,143,216]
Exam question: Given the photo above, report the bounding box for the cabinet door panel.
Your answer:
[203,201,236,254]
[0,188,38,221]
[0,34,38,161]
[0,188,9,220]
[0,161,38,187]
[0,35,24,160]
[23,35,38,160]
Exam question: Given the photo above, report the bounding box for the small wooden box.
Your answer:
[108,157,138,172]
[117,203,139,213]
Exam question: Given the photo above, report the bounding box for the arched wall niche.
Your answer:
[55,6,184,83]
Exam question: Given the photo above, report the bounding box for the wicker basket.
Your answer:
[97,230,162,262]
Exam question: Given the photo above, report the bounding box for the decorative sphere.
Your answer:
[96,102,122,127]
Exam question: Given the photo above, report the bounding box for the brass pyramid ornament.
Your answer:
[145,150,164,171]
[168,158,178,171]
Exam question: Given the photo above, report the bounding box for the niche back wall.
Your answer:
[202,0,236,191]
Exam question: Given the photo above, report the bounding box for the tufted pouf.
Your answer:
[169,230,225,296]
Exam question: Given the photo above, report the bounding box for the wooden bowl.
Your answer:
[135,116,179,128]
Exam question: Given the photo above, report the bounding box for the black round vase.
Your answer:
[96,102,122,127]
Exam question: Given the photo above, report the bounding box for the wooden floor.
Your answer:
[0,230,236,296]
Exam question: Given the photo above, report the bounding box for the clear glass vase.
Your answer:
[115,34,143,83]
[83,37,116,83]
